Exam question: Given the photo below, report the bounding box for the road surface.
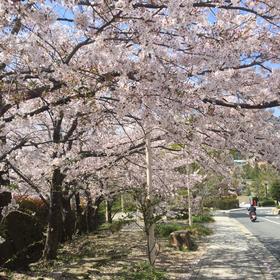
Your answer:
[229,207,280,261]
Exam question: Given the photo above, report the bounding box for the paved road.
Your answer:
[190,214,280,280]
[229,207,280,261]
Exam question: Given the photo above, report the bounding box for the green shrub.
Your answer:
[201,207,211,214]
[155,223,185,238]
[97,202,107,226]
[98,220,129,233]
[192,215,214,223]
[259,199,275,207]
[205,197,239,210]
[187,224,213,237]
[121,194,137,212]
[108,194,137,213]
[123,203,137,212]
[174,208,188,220]
[270,180,280,204]
[110,220,129,233]
[117,261,168,280]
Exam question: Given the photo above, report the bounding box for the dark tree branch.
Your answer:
[3,96,73,123]
[63,11,122,65]
[19,79,65,100]
[193,2,274,20]
[6,160,49,208]
[80,135,163,160]
[64,38,94,65]
[132,2,275,22]
[63,117,78,142]
[0,104,12,118]
[203,98,280,109]
[53,111,64,143]
[96,11,123,35]
[57,17,74,22]
[132,3,166,9]
[196,59,272,76]
[0,139,27,161]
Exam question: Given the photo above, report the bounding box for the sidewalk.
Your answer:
[190,212,280,280]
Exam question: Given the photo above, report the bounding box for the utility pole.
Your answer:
[145,132,157,265]
[105,200,109,222]
[121,194,124,212]
[188,186,192,226]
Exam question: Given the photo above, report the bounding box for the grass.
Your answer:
[156,214,214,239]
[187,224,213,237]
[155,223,185,238]
[98,220,130,233]
[117,261,168,280]
[192,215,214,223]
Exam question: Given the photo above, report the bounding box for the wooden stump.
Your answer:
[169,230,195,250]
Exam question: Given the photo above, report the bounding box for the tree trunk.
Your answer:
[43,168,64,260]
[61,194,75,242]
[75,192,83,234]
[144,201,157,266]
[84,190,94,232]
[105,200,113,223]
[84,191,102,232]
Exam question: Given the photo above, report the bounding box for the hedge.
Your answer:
[259,199,275,207]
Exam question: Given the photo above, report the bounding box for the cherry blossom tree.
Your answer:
[1,0,280,265]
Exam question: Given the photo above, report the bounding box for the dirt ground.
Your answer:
[0,222,209,280]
